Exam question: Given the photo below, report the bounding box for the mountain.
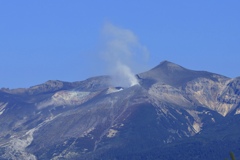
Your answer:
[0,61,239,160]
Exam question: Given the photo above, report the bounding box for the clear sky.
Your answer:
[0,1,239,89]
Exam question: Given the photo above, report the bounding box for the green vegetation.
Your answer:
[225,152,236,160]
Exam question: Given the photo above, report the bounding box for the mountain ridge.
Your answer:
[0,61,239,160]
[138,60,229,88]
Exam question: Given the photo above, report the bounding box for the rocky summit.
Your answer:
[0,61,239,160]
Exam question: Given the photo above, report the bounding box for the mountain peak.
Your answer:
[156,60,186,71]
[138,60,229,88]
[160,60,174,65]
[0,60,239,160]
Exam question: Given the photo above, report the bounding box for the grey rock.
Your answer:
[0,61,239,160]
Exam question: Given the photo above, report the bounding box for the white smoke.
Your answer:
[101,23,149,87]
[114,61,139,87]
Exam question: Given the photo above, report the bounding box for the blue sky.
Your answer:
[0,1,239,88]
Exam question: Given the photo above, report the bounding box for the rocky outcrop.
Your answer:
[0,61,239,160]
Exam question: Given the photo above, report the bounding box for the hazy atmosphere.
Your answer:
[0,1,239,88]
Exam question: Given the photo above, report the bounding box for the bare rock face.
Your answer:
[0,61,239,160]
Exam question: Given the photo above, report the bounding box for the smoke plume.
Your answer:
[101,23,149,87]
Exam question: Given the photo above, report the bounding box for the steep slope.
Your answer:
[0,61,239,160]
[138,60,227,87]
[139,61,238,116]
